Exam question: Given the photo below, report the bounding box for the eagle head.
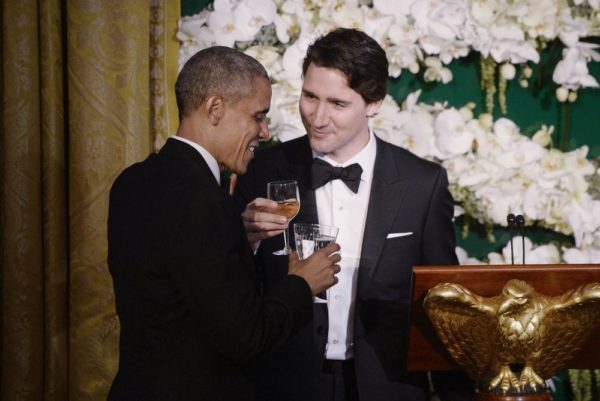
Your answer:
[497,279,534,316]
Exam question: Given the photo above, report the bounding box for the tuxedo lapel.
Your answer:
[159,138,220,187]
[359,137,410,279]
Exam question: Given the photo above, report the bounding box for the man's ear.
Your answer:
[366,99,383,118]
[204,95,225,125]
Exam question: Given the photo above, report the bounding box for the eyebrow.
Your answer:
[302,89,350,105]
[254,107,270,116]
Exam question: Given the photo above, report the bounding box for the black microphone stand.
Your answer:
[516,214,526,264]
[507,213,516,265]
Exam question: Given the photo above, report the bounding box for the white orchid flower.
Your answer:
[455,246,484,265]
[553,44,600,90]
[563,246,600,263]
[423,56,453,83]
[394,110,434,157]
[433,108,475,159]
[268,83,304,142]
[327,3,365,30]
[374,0,417,19]
[362,7,395,44]
[469,1,495,25]
[234,0,277,39]
[566,198,600,246]
[492,118,522,150]
[456,160,494,188]
[177,12,210,41]
[475,186,512,224]
[411,0,467,41]
[527,244,561,264]
[208,9,245,47]
[494,141,545,169]
[532,125,554,147]
[244,46,283,77]
[280,35,311,86]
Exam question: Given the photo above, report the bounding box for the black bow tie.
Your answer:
[310,158,363,193]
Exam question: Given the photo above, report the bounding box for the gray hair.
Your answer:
[175,46,269,120]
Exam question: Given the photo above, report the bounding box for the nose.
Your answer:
[313,102,329,128]
[258,119,269,141]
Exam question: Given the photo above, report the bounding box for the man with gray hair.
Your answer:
[107,46,341,401]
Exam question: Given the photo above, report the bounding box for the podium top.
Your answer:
[407,264,600,371]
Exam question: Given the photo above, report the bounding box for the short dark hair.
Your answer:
[302,28,388,104]
[175,46,269,120]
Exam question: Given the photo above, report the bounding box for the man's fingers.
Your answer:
[329,253,341,264]
[249,197,278,208]
[244,222,287,234]
[321,242,340,255]
[288,250,299,264]
[331,264,341,274]
[244,220,288,233]
[242,208,288,228]
[312,242,340,259]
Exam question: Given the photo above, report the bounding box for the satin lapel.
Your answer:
[285,136,318,226]
[359,138,410,279]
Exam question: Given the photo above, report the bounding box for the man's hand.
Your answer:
[241,198,288,250]
[288,243,341,296]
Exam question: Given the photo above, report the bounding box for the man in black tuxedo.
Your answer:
[107,46,341,401]
[234,29,470,401]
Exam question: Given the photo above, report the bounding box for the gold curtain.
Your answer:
[1,1,180,400]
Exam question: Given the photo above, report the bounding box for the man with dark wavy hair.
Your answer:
[234,28,471,401]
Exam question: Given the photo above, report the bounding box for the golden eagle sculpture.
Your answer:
[423,279,600,396]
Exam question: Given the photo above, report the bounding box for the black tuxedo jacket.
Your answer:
[234,135,461,401]
[107,138,313,401]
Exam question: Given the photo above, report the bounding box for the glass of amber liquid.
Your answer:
[267,180,300,255]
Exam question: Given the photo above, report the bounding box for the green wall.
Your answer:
[182,0,209,15]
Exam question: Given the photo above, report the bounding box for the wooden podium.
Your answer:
[408,264,600,400]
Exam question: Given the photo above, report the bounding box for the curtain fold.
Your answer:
[67,2,151,397]
[151,0,181,150]
[1,1,45,401]
[40,1,68,400]
[1,1,180,400]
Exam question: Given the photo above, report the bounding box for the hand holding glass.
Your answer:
[267,180,300,255]
[293,223,339,300]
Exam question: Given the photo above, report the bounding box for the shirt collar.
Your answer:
[312,129,377,185]
[171,135,221,185]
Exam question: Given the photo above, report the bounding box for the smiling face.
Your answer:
[217,77,271,174]
[300,64,381,164]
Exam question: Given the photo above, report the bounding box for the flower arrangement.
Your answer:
[373,90,600,264]
[178,0,600,112]
[177,0,600,263]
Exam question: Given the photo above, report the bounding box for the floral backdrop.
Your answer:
[176,0,600,266]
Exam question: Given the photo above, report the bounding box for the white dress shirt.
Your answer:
[313,131,376,360]
[171,136,221,185]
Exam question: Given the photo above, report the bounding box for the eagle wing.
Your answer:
[423,283,497,380]
[532,283,600,379]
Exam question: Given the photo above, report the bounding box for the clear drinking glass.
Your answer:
[267,180,300,255]
[293,223,339,260]
[293,223,339,300]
